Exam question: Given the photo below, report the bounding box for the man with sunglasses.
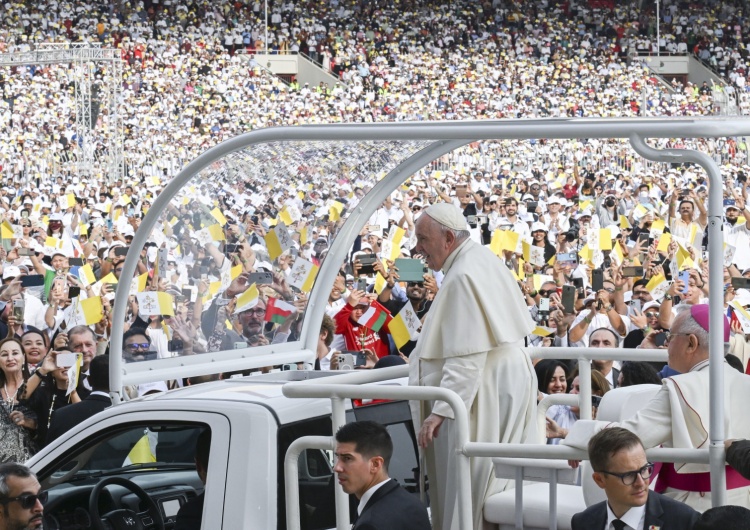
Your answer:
[0,463,45,530]
[572,428,698,530]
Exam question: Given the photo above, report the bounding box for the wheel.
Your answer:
[88,476,165,530]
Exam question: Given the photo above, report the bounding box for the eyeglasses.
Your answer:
[600,463,654,486]
[125,343,150,351]
[407,282,424,287]
[412,206,421,211]
[0,491,48,509]
[664,331,691,345]
[644,312,659,318]
[245,308,266,316]
[603,287,615,294]
[538,289,553,297]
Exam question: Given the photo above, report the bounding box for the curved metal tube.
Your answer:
[629,134,726,506]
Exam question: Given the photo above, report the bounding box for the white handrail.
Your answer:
[282,383,473,530]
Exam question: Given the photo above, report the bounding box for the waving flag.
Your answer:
[265,297,297,324]
[357,302,392,332]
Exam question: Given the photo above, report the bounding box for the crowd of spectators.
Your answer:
[2,0,750,452]
[3,0,750,185]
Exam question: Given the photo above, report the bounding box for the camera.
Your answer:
[167,339,184,352]
[564,228,579,242]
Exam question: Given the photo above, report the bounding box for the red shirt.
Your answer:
[333,303,391,358]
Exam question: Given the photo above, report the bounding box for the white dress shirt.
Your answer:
[605,502,646,530]
[357,478,391,515]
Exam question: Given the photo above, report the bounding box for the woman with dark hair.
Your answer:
[0,337,37,461]
[23,350,80,448]
[618,361,662,387]
[534,359,568,396]
[529,223,557,269]
[20,328,50,371]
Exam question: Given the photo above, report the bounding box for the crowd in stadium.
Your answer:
[0,0,750,477]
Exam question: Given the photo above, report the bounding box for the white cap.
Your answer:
[423,203,468,231]
[530,222,548,233]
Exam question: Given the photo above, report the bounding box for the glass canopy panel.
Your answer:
[120,139,432,373]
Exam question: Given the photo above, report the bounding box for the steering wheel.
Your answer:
[89,477,165,530]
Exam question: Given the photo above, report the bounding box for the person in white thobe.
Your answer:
[409,203,537,530]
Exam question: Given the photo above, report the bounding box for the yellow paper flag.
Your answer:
[646,273,667,293]
[279,207,293,226]
[100,273,118,284]
[490,229,519,255]
[329,201,345,222]
[532,326,555,337]
[619,215,632,230]
[207,224,225,241]
[1,221,14,239]
[230,264,243,280]
[137,272,148,293]
[235,283,260,313]
[78,264,97,286]
[578,244,593,263]
[80,297,103,325]
[210,207,228,226]
[656,233,672,253]
[522,241,530,262]
[599,229,612,251]
[45,237,63,250]
[209,280,222,297]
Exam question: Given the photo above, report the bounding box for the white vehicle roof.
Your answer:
[136,371,408,425]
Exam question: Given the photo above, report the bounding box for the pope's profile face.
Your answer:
[415,216,451,271]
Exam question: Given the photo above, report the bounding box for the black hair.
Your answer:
[693,506,750,530]
[725,354,745,374]
[122,327,151,347]
[619,361,661,386]
[335,421,393,471]
[88,355,110,391]
[534,359,569,394]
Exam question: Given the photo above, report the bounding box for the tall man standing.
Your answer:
[410,203,536,530]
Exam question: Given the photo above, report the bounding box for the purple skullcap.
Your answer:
[690,304,730,342]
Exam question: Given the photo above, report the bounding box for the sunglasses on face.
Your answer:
[125,343,150,351]
[538,289,554,297]
[1,491,48,509]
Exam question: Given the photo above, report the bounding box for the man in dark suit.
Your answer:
[572,428,699,530]
[46,355,111,445]
[333,421,430,530]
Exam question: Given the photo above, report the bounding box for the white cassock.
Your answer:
[565,361,750,512]
[408,238,537,530]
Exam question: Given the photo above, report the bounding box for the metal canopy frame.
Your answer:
[114,117,750,509]
[0,43,124,182]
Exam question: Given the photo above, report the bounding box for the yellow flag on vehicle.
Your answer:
[123,431,157,466]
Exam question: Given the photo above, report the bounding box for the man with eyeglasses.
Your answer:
[566,304,750,511]
[0,462,46,530]
[572,428,698,530]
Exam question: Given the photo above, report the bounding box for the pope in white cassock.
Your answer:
[408,203,537,530]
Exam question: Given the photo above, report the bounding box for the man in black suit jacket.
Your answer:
[46,355,111,445]
[572,428,699,530]
[333,421,430,530]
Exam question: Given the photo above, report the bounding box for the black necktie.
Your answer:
[612,520,627,530]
